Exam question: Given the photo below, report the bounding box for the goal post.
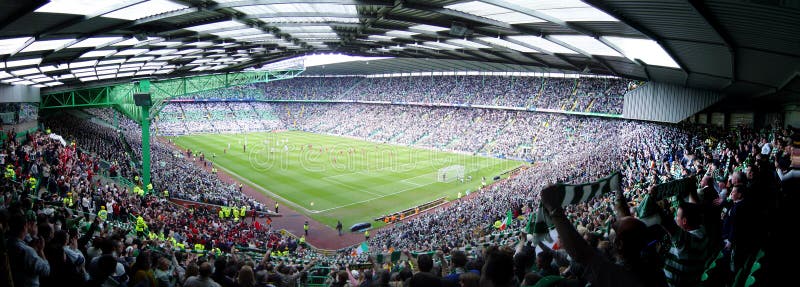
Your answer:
[438,165,465,182]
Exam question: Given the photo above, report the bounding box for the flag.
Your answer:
[499,210,512,231]
[533,172,620,243]
[636,194,661,227]
[524,212,534,234]
[355,242,368,255]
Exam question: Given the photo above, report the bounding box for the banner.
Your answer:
[532,172,620,243]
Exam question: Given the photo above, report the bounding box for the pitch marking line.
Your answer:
[212,164,317,213]
[312,179,437,213]
[319,177,383,197]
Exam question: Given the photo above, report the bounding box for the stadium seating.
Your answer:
[3,97,791,287]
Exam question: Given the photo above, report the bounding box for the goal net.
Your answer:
[438,165,465,183]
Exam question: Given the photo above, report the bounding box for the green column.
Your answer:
[138,80,152,193]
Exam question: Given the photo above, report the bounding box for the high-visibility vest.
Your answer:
[194,244,204,252]
[135,216,146,232]
[97,210,108,221]
[163,190,169,197]
[299,236,305,244]
[218,209,224,219]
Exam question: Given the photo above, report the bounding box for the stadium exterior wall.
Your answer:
[0,84,40,103]
[622,82,725,123]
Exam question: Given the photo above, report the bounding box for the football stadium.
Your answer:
[0,1,797,286]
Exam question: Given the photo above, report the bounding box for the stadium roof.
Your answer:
[0,0,798,101]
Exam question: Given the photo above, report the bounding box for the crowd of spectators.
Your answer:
[155,102,283,136]
[254,75,627,114]
[0,129,320,287]
[3,96,794,286]
[162,75,628,114]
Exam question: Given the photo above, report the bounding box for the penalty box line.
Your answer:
[313,178,437,213]
[212,163,317,214]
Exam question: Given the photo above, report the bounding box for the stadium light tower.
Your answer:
[133,79,153,193]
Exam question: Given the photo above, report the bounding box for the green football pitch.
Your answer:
[169,131,523,229]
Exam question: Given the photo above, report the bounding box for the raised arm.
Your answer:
[540,185,596,265]
[614,188,632,218]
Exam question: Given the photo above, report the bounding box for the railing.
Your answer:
[373,197,446,223]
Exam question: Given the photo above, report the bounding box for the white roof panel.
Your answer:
[211,28,264,37]
[102,0,188,20]
[603,36,680,68]
[259,16,359,23]
[69,60,98,68]
[174,49,203,55]
[385,30,418,38]
[39,64,69,72]
[0,37,31,55]
[424,41,462,50]
[126,56,155,62]
[185,20,245,32]
[503,0,618,22]
[539,7,618,22]
[409,25,449,33]
[507,36,577,54]
[145,49,178,55]
[11,68,40,76]
[445,1,544,24]
[79,50,117,58]
[114,48,149,56]
[20,39,74,53]
[98,59,126,65]
[6,58,42,68]
[280,26,333,33]
[35,0,129,16]
[234,3,356,15]
[550,35,621,56]
[478,37,538,53]
[447,39,491,49]
[69,37,123,49]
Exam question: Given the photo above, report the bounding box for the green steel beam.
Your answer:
[40,69,305,120]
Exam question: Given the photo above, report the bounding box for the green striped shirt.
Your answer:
[663,226,710,287]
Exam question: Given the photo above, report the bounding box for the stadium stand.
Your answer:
[5,98,793,286]
[2,0,796,285]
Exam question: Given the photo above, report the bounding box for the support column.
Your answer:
[141,104,151,192]
[138,80,152,193]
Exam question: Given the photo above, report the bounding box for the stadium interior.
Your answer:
[1,0,798,287]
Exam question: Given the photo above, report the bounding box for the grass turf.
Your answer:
[168,131,523,229]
